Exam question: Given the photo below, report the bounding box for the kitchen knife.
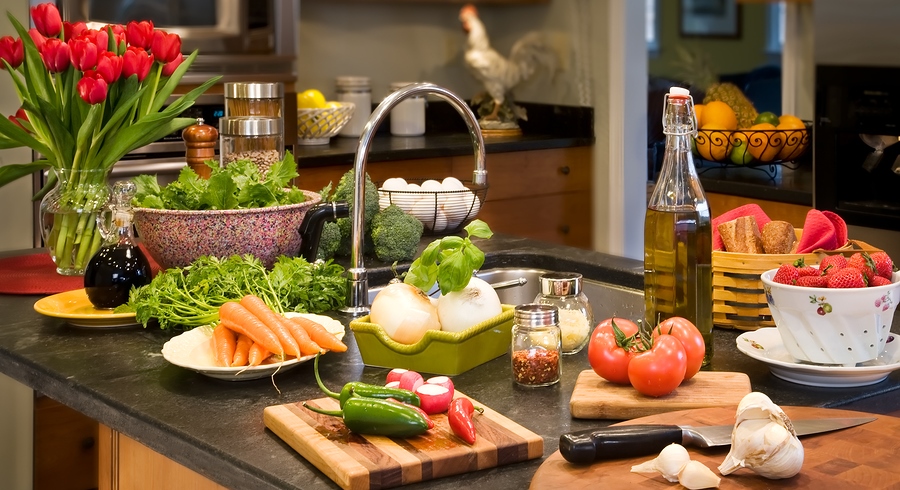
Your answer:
[559,417,875,464]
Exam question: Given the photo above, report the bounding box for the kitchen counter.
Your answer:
[2,237,899,490]
[697,161,814,207]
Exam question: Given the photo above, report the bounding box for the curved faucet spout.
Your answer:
[342,82,487,315]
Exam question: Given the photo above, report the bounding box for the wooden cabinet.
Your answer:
[33,396,98,490]
[294,146,594,249]
[706,192,811,228]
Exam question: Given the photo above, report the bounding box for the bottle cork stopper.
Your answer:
[183,118,218,179]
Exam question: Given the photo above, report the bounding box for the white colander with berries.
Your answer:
[761,262,900,367]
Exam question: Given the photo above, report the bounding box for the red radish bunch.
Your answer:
[384,369,456,415]
[771,253,896,288]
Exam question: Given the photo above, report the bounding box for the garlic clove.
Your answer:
[677,460,721,489]
[630,443,690,483]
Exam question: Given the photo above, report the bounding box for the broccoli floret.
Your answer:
[371,204,424,263]
[316,221,343,261]
[331,169,380,227]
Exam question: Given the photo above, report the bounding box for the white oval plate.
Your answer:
[161,312,345,381]
[736,327,900,387]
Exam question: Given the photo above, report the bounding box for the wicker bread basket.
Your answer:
[712,229,883,331]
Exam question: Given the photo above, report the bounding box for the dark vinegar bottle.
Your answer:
[84,181,152,309]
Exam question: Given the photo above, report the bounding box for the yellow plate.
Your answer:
[33,289,139,328]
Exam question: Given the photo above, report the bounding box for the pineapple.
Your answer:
[674,46,758,129]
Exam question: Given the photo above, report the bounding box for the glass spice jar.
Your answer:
[218,116,284,176]
[534,272,593,355]
[511,304,561,387]
[224,81,284,118]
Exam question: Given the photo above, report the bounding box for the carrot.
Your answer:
[218,301,284,357]
[248,342,270,367]
[239,295,303,359]
[232,333,253,367]
[283,317,326,356]
[212,323,237,367]
[289,316,347,353]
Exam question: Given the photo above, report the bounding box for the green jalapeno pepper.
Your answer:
[314,353,420,407]
[303,397,431,437]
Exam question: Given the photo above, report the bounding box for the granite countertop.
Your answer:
[2,237,899,489]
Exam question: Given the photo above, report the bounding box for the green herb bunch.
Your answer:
[403,220,493,295]
[131,151,307,210]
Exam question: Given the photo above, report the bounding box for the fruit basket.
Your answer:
[378,178,488,235]
[296,102,355,146]
[693,122,811,167]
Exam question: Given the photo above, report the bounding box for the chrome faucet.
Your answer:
[341,82,487,315]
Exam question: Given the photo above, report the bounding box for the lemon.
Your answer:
[297,89,327,109]
[746,123,784,162]
[775,116,808,161]
[754,111,780,126]
[696,124,730,161]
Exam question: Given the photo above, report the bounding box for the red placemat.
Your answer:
[0,248,160,295]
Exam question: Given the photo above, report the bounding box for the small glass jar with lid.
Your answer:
[224,81,284,118]
[534,272,593,355]
[219,116,284,176]
[511,304,561,387]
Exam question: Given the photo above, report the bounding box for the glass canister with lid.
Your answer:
[511,303,561,387]
[224,81,284,118]
[388,81,425,136]
[219,116,284,176]
[534,272,593,355]
[335,76,372,138]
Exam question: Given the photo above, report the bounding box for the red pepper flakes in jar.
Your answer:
[511,304,561,387]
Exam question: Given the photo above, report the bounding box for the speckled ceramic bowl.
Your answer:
[134,190,321,269]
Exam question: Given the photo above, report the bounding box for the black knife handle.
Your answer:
[559,425,684,465]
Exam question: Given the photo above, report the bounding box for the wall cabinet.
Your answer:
[295,146,594,249]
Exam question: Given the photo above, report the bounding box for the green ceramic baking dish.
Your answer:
[349,305,515,376]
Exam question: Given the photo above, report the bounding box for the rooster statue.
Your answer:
[459,4,556,132]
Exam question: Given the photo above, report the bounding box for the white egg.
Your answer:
[467,192,482,217]
[410,198,437,229]
[378,191,392,210]
[442,193,466,230]
[420,179,443,192]
[382,177,408,191]
[431,207,448,233]
[441,177,466,190]
[406,183,422,191]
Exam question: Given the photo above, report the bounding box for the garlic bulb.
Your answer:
[677,460,721,489]
[718,392,804,479]
[631,443,691,483]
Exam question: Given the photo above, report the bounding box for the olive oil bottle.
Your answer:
[644,87,713,365]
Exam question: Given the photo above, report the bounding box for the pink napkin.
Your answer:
[712,204,771,251]
[795,210,848,253]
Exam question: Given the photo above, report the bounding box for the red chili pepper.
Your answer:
[448,398,482,444]
[386,398,434,429]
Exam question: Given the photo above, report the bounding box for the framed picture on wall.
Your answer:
[679,0,741,39]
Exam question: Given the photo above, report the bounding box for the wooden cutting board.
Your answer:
[569,370,752,420]
[530,406,895,489]
[264,392,543,490]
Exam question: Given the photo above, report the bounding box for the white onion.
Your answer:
[370,282,441,344]
[437,277,503,333]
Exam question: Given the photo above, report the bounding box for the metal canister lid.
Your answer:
[514,303,559,327]
[336,76,371,90]
[224,81,284,99]
[539,272,583,296]
[219,116,283,136]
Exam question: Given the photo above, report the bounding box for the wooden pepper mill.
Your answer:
[182,118,218,179]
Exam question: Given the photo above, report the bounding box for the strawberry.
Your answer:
[869,251,895,280]
[796,265,819,277]
[827,267,867,288]
[772,263,800,285]
[818,254,847,276]
[797,275,828,288]
[846,252,876,283]
[870,276,892,287]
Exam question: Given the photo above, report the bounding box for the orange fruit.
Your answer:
[702,101,738,131]
[696,124,731,161]
[746,123,784,162]
[694,104,705,127]
[778,114,805,127]
[775,116,808,161]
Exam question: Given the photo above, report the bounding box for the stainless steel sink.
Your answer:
[367,267,644,322]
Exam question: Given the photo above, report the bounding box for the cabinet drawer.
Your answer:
[479,191,592,248]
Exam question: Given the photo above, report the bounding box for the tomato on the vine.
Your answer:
[587,317,640,384]
[627,334,687,397]
[652,317,705,380]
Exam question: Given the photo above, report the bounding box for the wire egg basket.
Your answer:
[378,179,488,235]
[297,102,356,146]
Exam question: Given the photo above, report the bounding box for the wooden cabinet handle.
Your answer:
[560,166,570,175]
[559,225,570,234]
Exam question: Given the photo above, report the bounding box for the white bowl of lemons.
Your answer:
[296,89,355,145]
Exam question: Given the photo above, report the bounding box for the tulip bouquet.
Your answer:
[0,3,218,274]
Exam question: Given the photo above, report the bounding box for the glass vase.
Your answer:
[39,169,111,276]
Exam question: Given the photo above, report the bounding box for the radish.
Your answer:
[385,381,401,389]
[386,368,408,384]
[415,384,453,414]
[426,376,454,396]
[398,370,424,392]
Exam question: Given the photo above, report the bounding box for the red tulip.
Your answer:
[105,24,126,50]
[150,30,181,64]
[122,46,153,81]
[8,107,28,131]
[95,51,122,83]
[161,52,183,77]
[30,3,62,38]
[40,38,70,73]
[77,71,107,104]
[69,35,100,71]
[63,21,88,42]
[85,28,109,54]
[0,36,24,69]
[28,28,47,51]
[125,20,154,50]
